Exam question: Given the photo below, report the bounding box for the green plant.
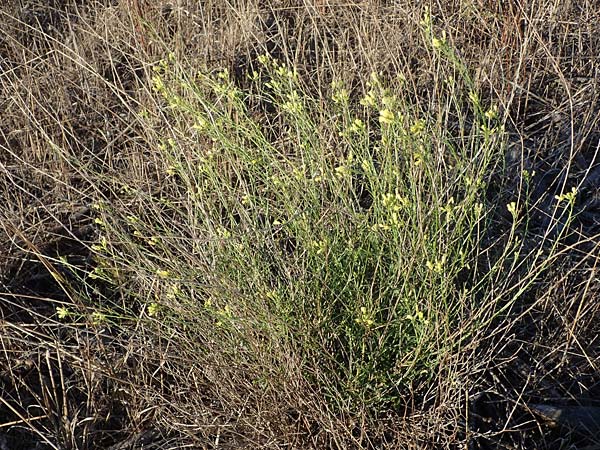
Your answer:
[85,16,517,413]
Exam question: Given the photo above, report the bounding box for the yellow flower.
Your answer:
[355,306,375,327]
[426,255,446,274]
[379,109,395,125]
[371,223,391,232]
[555,187,578,204]
[148,302,160,317]
[335,165,351,178]
[468,91,480,107]
[484,105,498,120]
[56,306,70,319]
[413,151,424,166]
[360,158,372,173]
[310,239,328,255]
[382,94,396,107]
[410,119,425,135]
[420,7,431,28]
[382,192,409,211]
[151,75,165,93]
[432,37,443,49]
[348,118,366,134]
[91,311,107,325]
[217,68,229,80]
[192,117,207,132]
[360,92,377,108]
[156,269,170,279]
[283,91,303,114]
[369,71,382,86]
[332,87,349,104]
[166,284,181,299]
[480,124,497,135]
[406,308,429,325]
[257,54,269,66]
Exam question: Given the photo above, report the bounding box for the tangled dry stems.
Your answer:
[1,1,599,449]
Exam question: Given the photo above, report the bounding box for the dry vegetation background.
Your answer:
[1,0,599,449]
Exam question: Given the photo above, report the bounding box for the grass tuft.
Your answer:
[2,1,599,448]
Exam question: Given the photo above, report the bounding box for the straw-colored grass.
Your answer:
[1,1,599,448]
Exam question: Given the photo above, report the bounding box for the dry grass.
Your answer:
[1,1,599,449]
